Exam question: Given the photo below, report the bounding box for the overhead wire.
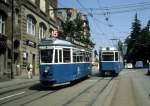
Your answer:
[79,1,150,11]
[59,0,150,46]
[78,1,150,16]
[75,0,127,41]
[75,0,134,38]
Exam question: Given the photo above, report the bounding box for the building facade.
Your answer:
[0,0,13,80]
[0,0,58,81]
[14,0,58,77]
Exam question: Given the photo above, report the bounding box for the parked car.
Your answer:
[135,61,143,68]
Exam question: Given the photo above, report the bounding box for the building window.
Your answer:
[49,5,55,19]
[0,15,5,34]
[27,16,36,35]
[40,0,46,12]
[30,0,35,4]
[15,9,19,27]
[39,23,46,40]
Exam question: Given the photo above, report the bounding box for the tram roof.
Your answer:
[39,39,73,46]
[39,38,92,51]
[101,47,118,51]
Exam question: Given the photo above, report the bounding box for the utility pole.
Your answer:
[11,0,14,79]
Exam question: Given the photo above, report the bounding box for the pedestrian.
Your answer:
[27,63,33,79]
[16,64,20,75]
[147,62,150,75]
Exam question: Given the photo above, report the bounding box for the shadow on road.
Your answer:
[28,76,90,91]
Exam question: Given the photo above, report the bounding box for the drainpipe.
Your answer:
[11,0,14,79]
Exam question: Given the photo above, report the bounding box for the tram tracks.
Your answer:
[63,77,113,106]
[0,79,89,106]
[0,85,58,106]
[0,77,114,106]
[87,77,113,106]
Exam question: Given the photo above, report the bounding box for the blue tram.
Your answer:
[39,39,92,85]
[99,47,123,76]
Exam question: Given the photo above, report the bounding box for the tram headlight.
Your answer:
[44,67,49,73]
[44,69,48,73]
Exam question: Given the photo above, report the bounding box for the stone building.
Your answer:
[14,0,58,77]
[0,0,58,80]
[0,0,13,80]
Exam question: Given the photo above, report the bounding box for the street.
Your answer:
[1,1,150,106]
[0,67,150,106]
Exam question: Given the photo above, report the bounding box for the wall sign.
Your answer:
[26,40,36,48]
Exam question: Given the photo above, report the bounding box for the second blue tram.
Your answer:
[99,47,123,76]
[39,39,92,85]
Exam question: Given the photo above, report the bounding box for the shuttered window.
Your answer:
[27,16,35,35]
[40,0,46,12]
[0,15,5,34]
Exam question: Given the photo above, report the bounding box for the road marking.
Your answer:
[0,91,25,101]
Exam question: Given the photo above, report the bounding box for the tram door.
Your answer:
[54,49,62,63]
[32,54,35,75]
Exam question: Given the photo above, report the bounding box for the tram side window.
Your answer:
[83,52,86,62]
[85,52,89,62]
[73,49,86,62]
[89,53,92,62]
[55,50,58,63]
[73,49,77,62]
[41,49,53,63]
[63,48,71,63]
[80,51,83,62]
[115,52,119,61]
[59,50,62,62]
[77,50,81,62]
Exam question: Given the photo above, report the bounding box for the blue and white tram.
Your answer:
[39,39,92,85]
[99,47,123,76]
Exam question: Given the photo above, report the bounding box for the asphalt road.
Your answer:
[0,67,150,106]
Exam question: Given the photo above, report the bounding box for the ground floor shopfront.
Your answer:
[15,39,39,77]
[0,34,12,81]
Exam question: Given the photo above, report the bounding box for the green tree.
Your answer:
[136,20,150,62]
[61,19,75,39]
[126,13,141,63]
[61,13,94,48]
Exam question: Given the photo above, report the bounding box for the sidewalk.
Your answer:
[0,75,39,94]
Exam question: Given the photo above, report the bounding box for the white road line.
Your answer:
[0,91,25,101]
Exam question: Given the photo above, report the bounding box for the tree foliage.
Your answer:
[60,13,94,48]
[125,13,150,65]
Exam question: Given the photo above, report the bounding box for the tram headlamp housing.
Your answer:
[44,69,48,73]
[44,66,50,73]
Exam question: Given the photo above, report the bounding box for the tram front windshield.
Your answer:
[102,52,114,61]
[40,49,53,63]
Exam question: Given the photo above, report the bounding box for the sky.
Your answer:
[58,0,150,51]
